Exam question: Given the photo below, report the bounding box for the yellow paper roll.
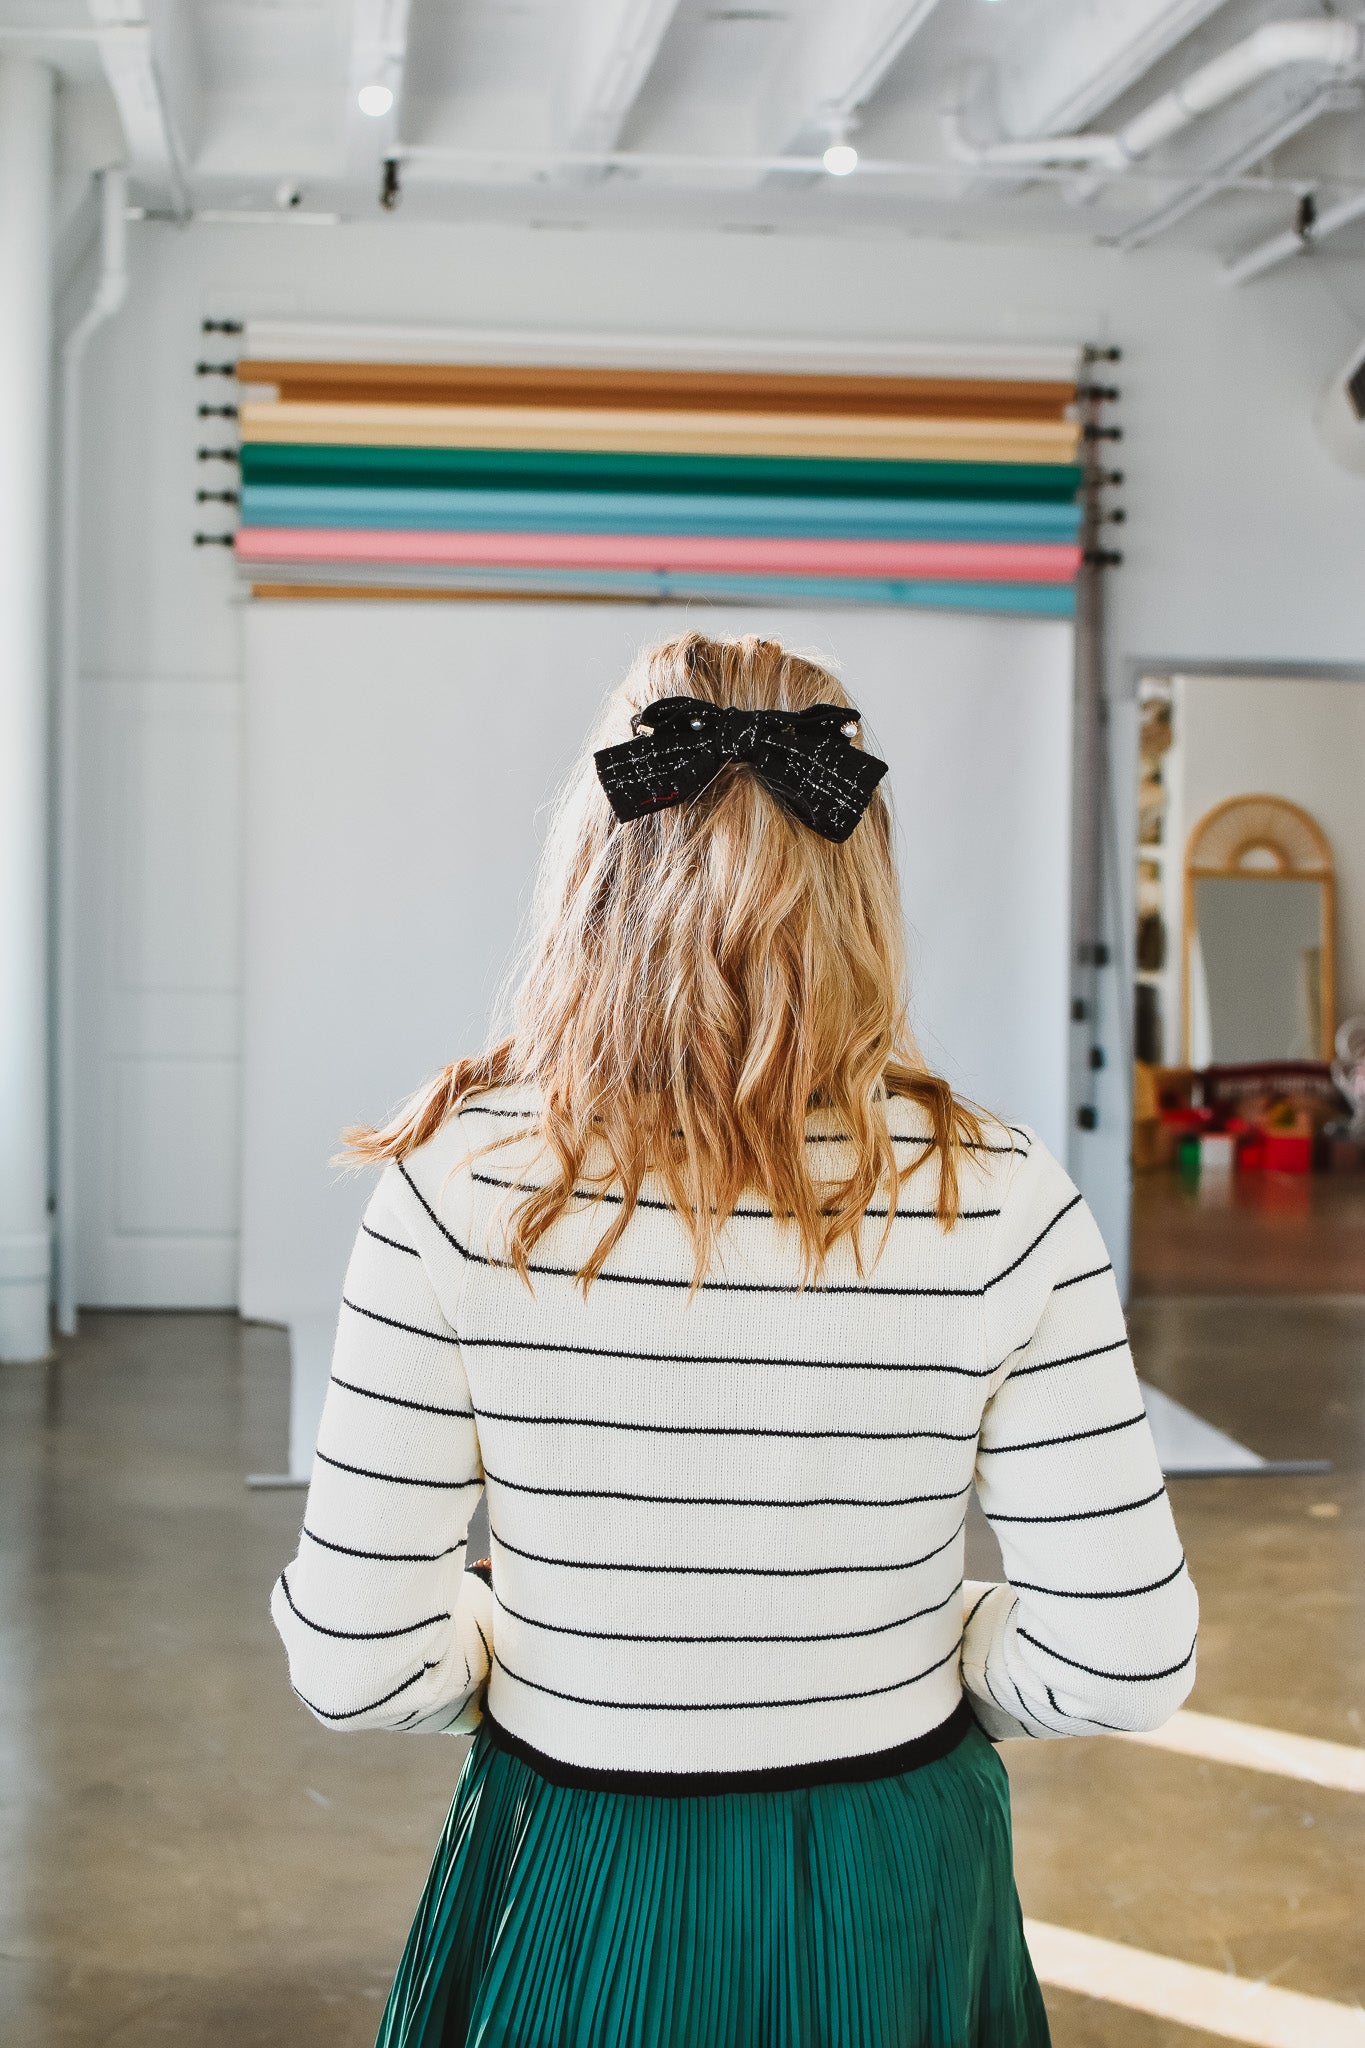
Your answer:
[238,400,1080,466]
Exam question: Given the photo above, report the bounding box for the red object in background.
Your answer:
[1238,1140,1267,1172]
[1161,1107,1214,1131]
[1262,1133,1312,1174]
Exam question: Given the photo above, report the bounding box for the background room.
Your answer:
[1131,669,1365,1296]
[2,2,1364,2044]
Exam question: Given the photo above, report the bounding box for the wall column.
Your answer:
[0,58,55,1361]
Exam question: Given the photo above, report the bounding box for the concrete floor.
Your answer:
[2,1298,1362,2047]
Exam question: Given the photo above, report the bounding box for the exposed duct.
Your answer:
[945,18,1365,174]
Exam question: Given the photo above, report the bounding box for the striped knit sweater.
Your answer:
[271,1085,1197,1783]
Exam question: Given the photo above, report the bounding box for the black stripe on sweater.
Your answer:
[978,1411,1147,1456]
[341,1295,457,1345]
[293,1662,437,1722]
[1020,1689,1074,1737]
[469,1167,1000,1224]
[493,1635,964,1713]
[961,1586,994,1635]
[811,1131,1026,1154]
[492,1579,962,1646]
[330,1372,474,1421]
[313,1447,482,1492]
[1008,1555,1188,1601]
[983,1194,1082,1290]
[974,1594,1048,1742]
[1017,1627,1198,1685]
[459,1330,997,1379]
[278,1569,449,1641]
[1006,1336,1128,1381]
[475,1404,979,1444]
[988,1484,1167,1526]
[302,1527,466,1565]
[361,1221,421,1257]
[981,1660,1037,1738]
[488,1512,966,1580]
[457,1102,1028,1156]
[1044,1684,1131,1734]
[1053,1261,1114,1291]
[397,1161,1065,1299]
[481,1468,972,1511]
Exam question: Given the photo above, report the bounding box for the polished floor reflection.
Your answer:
[1,1302,1361,2047]
[1131,1169,1365,1296]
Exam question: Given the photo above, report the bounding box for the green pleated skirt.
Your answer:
[375,1711,1050,2048]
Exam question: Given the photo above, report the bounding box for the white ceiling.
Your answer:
[7,0,1365,278]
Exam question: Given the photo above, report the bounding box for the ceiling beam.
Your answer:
[554,0,685,154]
[343,0,411,200]
[86,0,192,213]
[758,0,948,155]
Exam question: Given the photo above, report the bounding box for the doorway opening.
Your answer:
[1130,671,1365,1298]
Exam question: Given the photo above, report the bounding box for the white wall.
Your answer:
[74,678,241,1305]
[1169,674,1365,1052]
[67,215,1365,1306]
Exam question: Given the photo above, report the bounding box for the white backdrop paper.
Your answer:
[240,600,1072,1322]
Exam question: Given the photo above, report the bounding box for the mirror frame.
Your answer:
[1182,794,1336,1064]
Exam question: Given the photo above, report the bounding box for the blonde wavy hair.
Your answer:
[343,631,986,1287]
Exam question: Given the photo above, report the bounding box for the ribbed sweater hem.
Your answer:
[479,1695,975,1797]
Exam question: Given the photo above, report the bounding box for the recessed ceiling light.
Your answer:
[823,140,858,176]
[357,83,394,117]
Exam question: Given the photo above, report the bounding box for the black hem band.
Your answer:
[478,1696,975,1798]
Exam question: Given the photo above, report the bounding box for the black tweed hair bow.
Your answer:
[593,697,889,845]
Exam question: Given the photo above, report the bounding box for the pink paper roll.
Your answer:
[235,526,1082,583]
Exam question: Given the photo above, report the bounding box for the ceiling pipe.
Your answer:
[944,17,1365,174]
[394,140,1314,198]
[55,166,128,1339]
[1221,182,1365,285]
[992,0,1230,141]
[1115,78,1360,248]
[0,56,56,1363]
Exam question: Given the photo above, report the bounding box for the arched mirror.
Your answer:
[1183,795,1335,1064]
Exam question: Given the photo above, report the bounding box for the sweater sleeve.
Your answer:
[961,1135,1198,1741]
[270,1161,493,1734]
